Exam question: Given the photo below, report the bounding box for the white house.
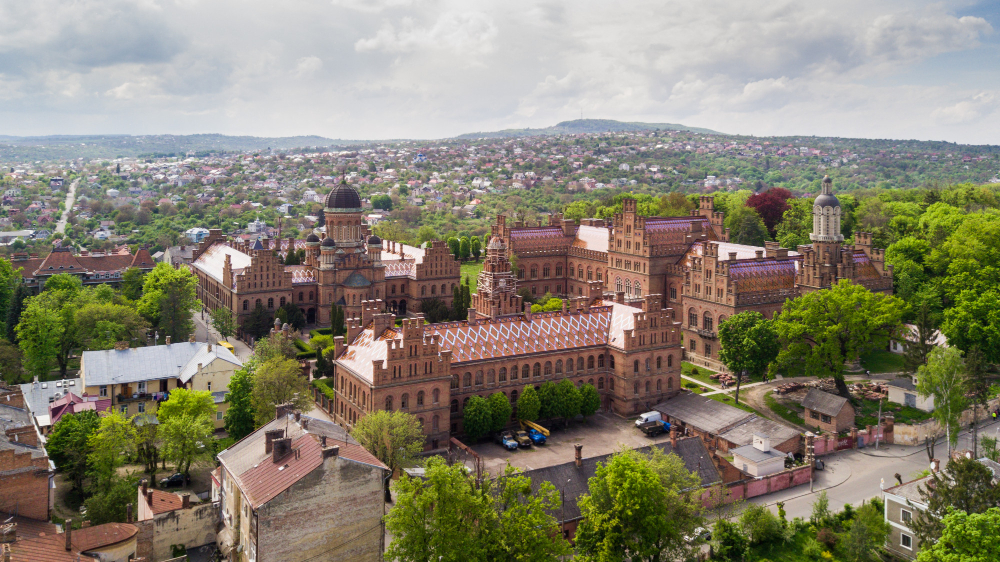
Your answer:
[730,434,786,477]
[886,375,934,412]
[185,227,210,243]
[890,324,949,355]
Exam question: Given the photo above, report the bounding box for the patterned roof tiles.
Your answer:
[509,227,564,240]
[644,216,710,233]
[728,260,797,292]
[384,260,415,278]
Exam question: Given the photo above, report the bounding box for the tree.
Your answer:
[251,357,312,425]
[47,410,100,491]
[964,346,990,458]
[371,194,393,211]
[210,307,237,342]
[75,302,150,350]
[0,338,24,385]
[224,368,256,440]
[121,267,145,301]
[450,285,467,321]
[487,392,512,433]
[916,347,968,457]
[917,508,1000,562]
[718,311,780,405]
[158,388,216,421]
[745,187,792,237]
[576,449,700,562]
[0,257,18,337]
[537,381,558,420]
[5,281,29,342]
[911,456,1000,544]
[274,302,306,331]
[941,289,1000,365]
[419,297,450,323]
[447,236,460,259]
[137,263,200,342]
[726,206,769,246]
[555,379,582,423]
[904,296,940,374]
[16,296,63,380]
[738,503,783,546]
[459,236,471,261]
[462,395,492,442]
[160,410,213,477]
[386,457,570,562]
[134,415,160,481]
[516,385,541,422]
[351,410,425,502]
[580,383,600,418]
[843,501,891,562]
[772,280,905,398]
[470,236,482,260]
[330,303,346,336]
[712,519,750,562]
[87,411,137,491]
[83,473,141,525]
[242,302,274,341]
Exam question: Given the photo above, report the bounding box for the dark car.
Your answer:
[159,472,186,488]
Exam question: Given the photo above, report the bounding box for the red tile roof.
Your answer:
[72,523,137,552]
[4,518,99,562]
[240,435,324,509]
[145,489,185,515]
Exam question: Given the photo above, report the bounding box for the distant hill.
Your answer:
[455,119,719,139]
[0,133,360,162]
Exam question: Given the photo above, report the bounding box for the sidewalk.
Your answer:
[192,310,252,362]
[858,417,1000,458]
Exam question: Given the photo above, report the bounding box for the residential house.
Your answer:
[731,434,786,477]
[214,407,389,562]
[0,384,51,522]
[135,481,218,561]
[79,341,242,429]
[1,516,138,562]
[801,389,855,433]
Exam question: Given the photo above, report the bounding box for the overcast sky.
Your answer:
[1,0,998,143]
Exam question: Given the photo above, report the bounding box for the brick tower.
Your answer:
[469,236,523,320]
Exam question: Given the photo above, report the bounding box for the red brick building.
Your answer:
[0,384,51,522]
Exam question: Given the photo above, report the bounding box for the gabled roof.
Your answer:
[81,342,242,387]
[129,248,154,269]
[801,388,850,417]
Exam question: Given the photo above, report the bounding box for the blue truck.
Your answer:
[526,428,547,445]
[638,419,671,436]
[495,431,519,450]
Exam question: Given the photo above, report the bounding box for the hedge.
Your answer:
[312,378,336,401]
[309,328,333,338]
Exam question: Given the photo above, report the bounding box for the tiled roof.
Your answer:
[34,249,85,273]
[240,435,324,508]
[644,216,710,233]
[343,272,372,287]
[9,532,99,562]
[653,392,754,435]
[801,388,849,417]
[0,402,45,460]
[384,261,415,278]
[510,227,564,241]
[190,243,251,286]
[129,248,155,268]
[289,266,315,284]
[145,489,189,515]
[728,260,797,292]
[851,251,882,280]
[72,523,138,552]
[572,225,609,252]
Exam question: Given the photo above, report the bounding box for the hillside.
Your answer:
[455,118,719,139]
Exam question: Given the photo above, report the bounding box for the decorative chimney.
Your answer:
[574,444,583,468]
[64,518,72,551]
[165,336,171,345]
[180,493,190,509]
[272,438,292,463]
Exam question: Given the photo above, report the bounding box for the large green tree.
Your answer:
[916,347,968,457]
[725,206,769,246]
[555,378,582,423]
[0,257,19,337]
[16,295,64,379]
[772,280,905,398]
[210,306,237,342]
[911,456,1000,545]
[5,281,30,342]
[351,410,426,502]
[251,357,312,425]
[137,263,200,342]
[87,411,137,491]
[121,267,146,301]
[486,392,512,433]
[843,501,891,562]
[580,382,601,418]
[223,368,256,440]
[75,301,149,350]
[46,410,100,491]
[83,473,141,525]
[462,395,492,442]
[941,288,1000,365]
[718,311,780,405]
[917,508,1000,562]
[516,385,541,422]
[575,448,703,562]
[243,302,274,340]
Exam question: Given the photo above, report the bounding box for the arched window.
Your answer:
[518,268,525,279]
[588,378,594,386]
[616,277,622,292]
[645,381,650,394]
[533,363,541,378]
[597,270,602,281]
[255,298,262,308]
[587,268,593,280]
[475,370,483,385]
[522,365,530,379]
[385,396,393,411]
[499,367,507,382]
[401,393,409,409]
[578,357,584,371]
[556,264,563,276]
[450,399,458,413]
[242,300,248,311]
[566,359,574,373]
[656,356,662,369]
[598,377,604,389]
[668,377,673,389]
[633,360,639,373]
[433,388,440,403]
[487,370,495,385]
[688,309,698,328]
[609,355,615,369]
[625,279,632,296]
[279,296,286,307]
[432,415,439,431]
[417,391,425,406]
[578,266,583,278]
[451,375,459,389]
[609,378,615,391]
[543,264,550,278]
[568,263,575,277]
[645,358,650,371]
[656,379,662,391]
[267,297,274,309]
[530,266,537,279]
[463,397,470,409]
[544,362,552,376]
[588,355,595,369]
[442,283,446,294]
[634,382,639,396]
[667,355,673,368]
[634,281,641,298]
[511,389,519,405]
[704,312,713,332]
[298,291,304,301]
[598,354,605,368]
[555,360,563,374]
[421,286,427,296]
[463,373,472,387]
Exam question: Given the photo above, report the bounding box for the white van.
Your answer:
[635,411,662,427]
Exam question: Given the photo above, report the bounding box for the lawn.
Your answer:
[683,381,710,394]
[856,396,933,427]
[765,393,805,427]
[460,261,483,293]
[681,361,719,387]
[707,391,757,414]
[858,349,905,374]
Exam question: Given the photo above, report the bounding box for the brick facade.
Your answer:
[0,385,50,522]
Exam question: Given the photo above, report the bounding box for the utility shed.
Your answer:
[801,389,854,433]
[731,434,786,477]
[653,392,801,454]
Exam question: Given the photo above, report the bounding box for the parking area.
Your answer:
[467,412,674,476]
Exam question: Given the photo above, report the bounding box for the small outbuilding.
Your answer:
[731,434,787,477]
[801,388,855,433]
[886,375,934,412]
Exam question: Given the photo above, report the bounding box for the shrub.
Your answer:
[739,503,784,545]
[691,367,700,376]
[816,527,837,548]
[802,538,824,560]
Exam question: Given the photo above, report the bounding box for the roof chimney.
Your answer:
[146,490,153,506]
[165,336,171,345]
[141,479,148,496]
[126,503,133,524]
[264,429,284,454]
[64,519,72,551]
[207,342,212,352]
[574,444,583,468]
[670,425,678,448]
[180,493,190,509]
[272,438,292,463]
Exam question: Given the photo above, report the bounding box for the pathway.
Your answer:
[55,178,78,234]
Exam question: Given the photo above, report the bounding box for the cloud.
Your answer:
[0,0,996,143]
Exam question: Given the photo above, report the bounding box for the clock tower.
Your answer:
[469,236,523,320]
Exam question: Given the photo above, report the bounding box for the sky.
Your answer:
[1,0,999,144]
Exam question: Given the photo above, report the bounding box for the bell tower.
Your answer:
[469,236,522,320]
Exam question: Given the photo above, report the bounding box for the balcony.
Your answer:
[116,392,154,403]
[697,329,717,340]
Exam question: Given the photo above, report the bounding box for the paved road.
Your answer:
[55,178,79,234]
[192,310,252,362]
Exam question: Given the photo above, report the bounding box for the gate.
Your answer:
[836,437,854,451]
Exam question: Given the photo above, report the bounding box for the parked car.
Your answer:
[526,428,547,445]
[495,431,518,451]
[159,472,186,488]
[514,430,533,448]
[635,411,662,427]
[684,527,711,543]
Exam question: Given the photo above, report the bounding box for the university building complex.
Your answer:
[189,179,892,444]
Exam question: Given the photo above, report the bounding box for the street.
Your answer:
[55,177,78,234]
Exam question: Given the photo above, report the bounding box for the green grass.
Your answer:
[707,392,757,414]
[858,349,906,374]
[460,261,483,293]
[765,393,805,427]
[683,381,709,394]
[681,361,719,387]
[856,397,932,427]
[309,328,333,338]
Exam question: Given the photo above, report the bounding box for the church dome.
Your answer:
[306,232,320,243]
[321,237,336,247]
[324,183,362,210]
[487,236,505,250]
[367,234,382,246]
[814,176,840,209]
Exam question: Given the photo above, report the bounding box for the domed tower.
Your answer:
[319,236,337,270]
[367,234,382,264]
[811,176,843,244]
[305,232,321,267]
[324,182,364,248]
[470,235,522,320]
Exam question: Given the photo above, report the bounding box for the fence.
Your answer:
[892,399,999,446]
[701,464,812,506]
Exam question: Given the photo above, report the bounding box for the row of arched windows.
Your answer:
[688,309,726,330]
[453,355,611,389]
[632,355,674,373]
[384,388,442,412]
[614,277,642,297]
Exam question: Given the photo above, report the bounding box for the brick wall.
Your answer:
[150,501,219,562]
[0,450,50,521]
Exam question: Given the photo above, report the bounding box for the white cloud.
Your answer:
[355,11,497,56]
[293,56,323,78]
[330,0,414,13]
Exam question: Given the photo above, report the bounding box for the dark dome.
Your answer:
[321,237,336,247]
[814,193,841,208]
[325,183,362,210]
[367,234,382,245]
[306,232,320,243]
